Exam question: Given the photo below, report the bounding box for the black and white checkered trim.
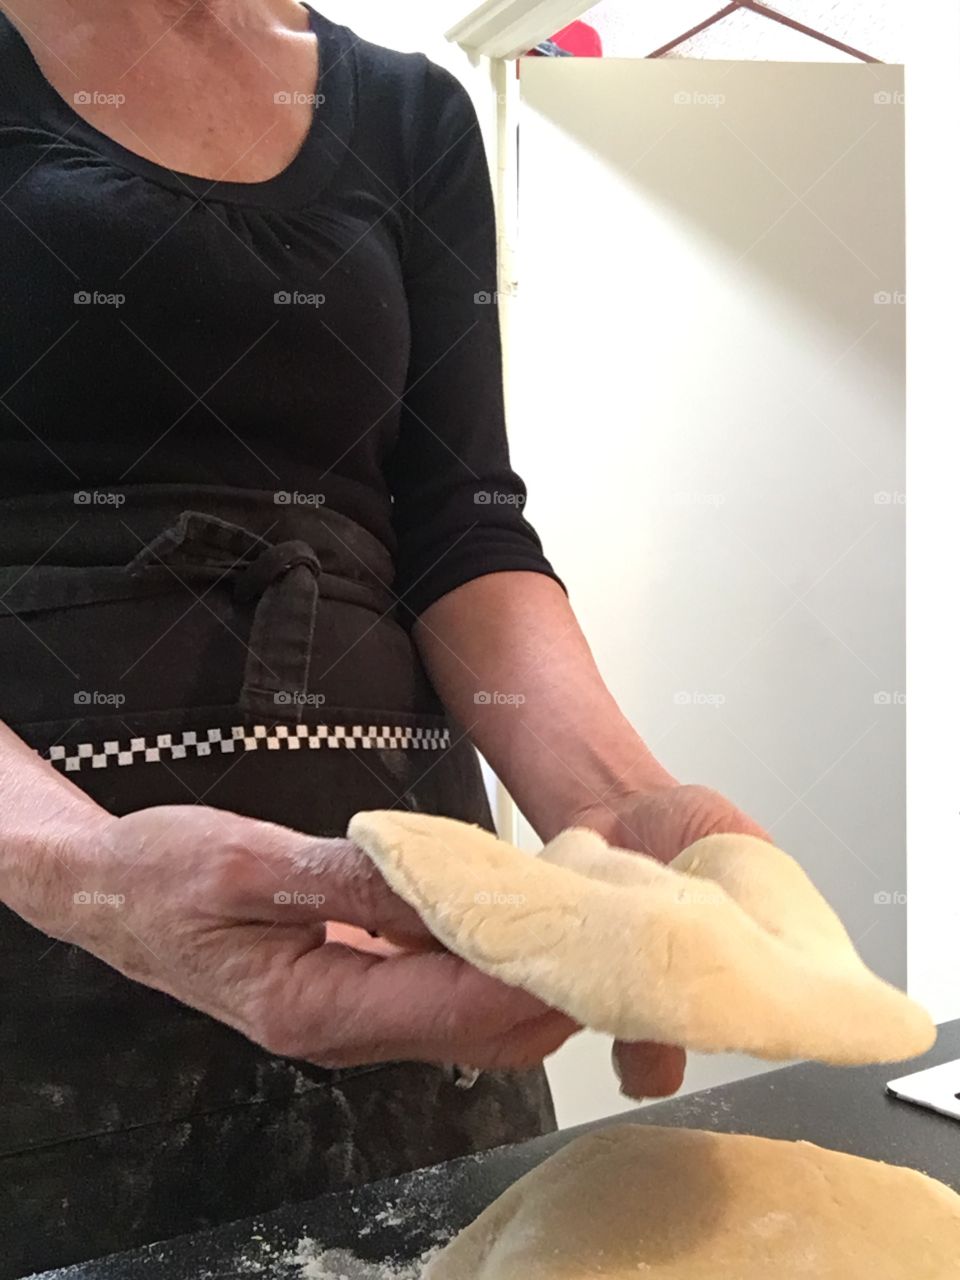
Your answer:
[45,723,452,773]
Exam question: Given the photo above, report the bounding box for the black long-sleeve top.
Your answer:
[0,5,562,616]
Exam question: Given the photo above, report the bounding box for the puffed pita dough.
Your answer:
[423,1125,960,1279]
[346,811,934,1064]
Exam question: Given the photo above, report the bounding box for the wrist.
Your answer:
[0,806,116,931]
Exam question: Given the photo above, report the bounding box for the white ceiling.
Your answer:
[580,0,903,62]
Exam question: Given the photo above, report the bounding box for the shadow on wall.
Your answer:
[520,58,904,365]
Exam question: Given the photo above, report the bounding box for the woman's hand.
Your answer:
[7,803,578,1072]
[417,575,774,1102]
[572,783,770,1102]
[572,782,770,864]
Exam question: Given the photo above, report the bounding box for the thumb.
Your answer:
[221,814,435,944]
[613,1039,686,1099]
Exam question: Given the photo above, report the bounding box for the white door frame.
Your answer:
[490,59,524,842]
[444,0,887,63]
[444,0,594,60]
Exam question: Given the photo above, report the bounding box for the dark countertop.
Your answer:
[28,1020,960,1278]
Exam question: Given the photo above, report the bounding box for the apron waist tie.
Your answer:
[127,512,377,723]
[0,506,399,726]
[233,540,320,604]
[236,537,323,721]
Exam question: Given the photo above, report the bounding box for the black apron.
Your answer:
[0,486,555,1279]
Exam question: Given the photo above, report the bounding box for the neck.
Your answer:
[50,0,300,28]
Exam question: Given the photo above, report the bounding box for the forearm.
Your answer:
[415,572,677,842]
[0,718,111,918]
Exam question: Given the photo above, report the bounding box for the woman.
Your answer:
[0,1,766,1273]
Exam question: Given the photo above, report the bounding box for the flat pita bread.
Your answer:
[347,811,934,1064]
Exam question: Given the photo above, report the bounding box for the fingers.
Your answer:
[211,814,436,944]
[245,934,578,1071]
[427,1012,575,1073]
[332,1007,577,1074]
[613,1040,686,1099]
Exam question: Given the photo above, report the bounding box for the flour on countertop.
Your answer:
[282,1239,444,1279]
[218,1155,466,1277]
[356,1204,406,1235]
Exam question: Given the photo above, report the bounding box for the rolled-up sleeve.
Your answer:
[385,59,565,619]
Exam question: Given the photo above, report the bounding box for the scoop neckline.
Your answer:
[1,4,356,209]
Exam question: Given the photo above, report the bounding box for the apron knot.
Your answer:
[233,539,320,605]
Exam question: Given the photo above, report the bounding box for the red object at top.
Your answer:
[549,20,603,56]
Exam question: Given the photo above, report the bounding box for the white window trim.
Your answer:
[445,0,594,60]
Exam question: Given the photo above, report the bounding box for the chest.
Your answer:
[0,138,413,451]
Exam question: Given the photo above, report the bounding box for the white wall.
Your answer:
[512,57,906,1125]
[904,4,960,1022]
